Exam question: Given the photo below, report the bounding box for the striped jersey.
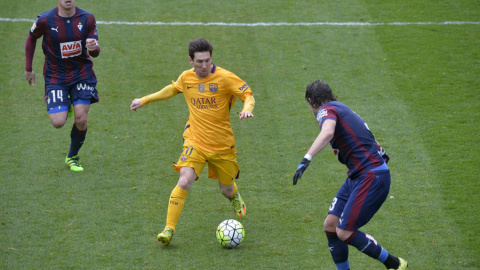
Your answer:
[316,101,388,178]
[173,64,253,154]
[29,7,98,84]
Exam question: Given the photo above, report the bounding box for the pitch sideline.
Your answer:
[1,17,479,26]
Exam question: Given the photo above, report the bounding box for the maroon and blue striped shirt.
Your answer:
[28,7,98,85]
[316,101,389,179]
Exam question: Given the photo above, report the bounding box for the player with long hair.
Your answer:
[293,80,407,270]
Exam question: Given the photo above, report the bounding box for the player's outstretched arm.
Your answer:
[130,84,179,111]
[130,99,143,111]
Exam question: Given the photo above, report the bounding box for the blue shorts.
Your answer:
[44,81,99,114]
[328,169,391,231]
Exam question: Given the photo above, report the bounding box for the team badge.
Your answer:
[180,154,188,161]
[198,83,205,93]
[77,22,83,31]
[209,83,218,92]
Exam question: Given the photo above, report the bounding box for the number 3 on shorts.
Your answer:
[329,197,338,211]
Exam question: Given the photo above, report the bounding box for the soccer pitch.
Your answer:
[1,1,479,269]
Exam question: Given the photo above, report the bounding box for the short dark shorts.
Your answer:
[328,169,391,231]
[44,81,99,114]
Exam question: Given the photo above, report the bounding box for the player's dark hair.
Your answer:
[305,80,337,108]
[188,38,213,60]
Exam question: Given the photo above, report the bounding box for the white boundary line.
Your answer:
[1,18,479,26]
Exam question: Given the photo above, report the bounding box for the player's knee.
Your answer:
[74,115,88,128]
[336,228,353,242]
[51,119,66,129]
[177,179,192,191]
[177,171,195,191]
[324,214,339,232]
[324,219,337,232]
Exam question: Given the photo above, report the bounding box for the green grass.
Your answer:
[1,0,479,269]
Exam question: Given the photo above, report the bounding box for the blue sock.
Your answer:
[68,124,87,158]
[336,260,350,270]
[378,247,389,262]
[345,231,383,261]
[326,231,350,270]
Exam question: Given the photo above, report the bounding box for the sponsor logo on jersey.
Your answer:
[317,109,328,122]
[60,40,82,58]
[190,97,218,109]
[238,83,249,92]
[209,83,218,92]
[198,83,205,93]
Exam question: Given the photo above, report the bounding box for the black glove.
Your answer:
[293,158,311,185]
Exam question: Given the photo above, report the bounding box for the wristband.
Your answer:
[304,154,313,161]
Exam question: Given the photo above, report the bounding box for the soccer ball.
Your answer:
[215,219,245,248]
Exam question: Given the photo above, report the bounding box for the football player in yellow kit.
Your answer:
[130,38,255,245]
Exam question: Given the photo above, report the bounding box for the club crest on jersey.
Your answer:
[60,40,82,58]
[77,22,83,31]
[198,83,205,93]
[209,83,218,92]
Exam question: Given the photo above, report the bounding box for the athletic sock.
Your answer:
[68,124,87,158]
[325,231,350,270]
[344,231,384,261]
[165,185,188,232]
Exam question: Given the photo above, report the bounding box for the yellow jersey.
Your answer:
[173,64,254,154]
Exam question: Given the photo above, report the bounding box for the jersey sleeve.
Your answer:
[224,71,255,113]
[242,95,255,113]
[224,71,253,100]
[173,71,189,93]
[86,14,99,40]
[317,105,338,128]
[140,83,179,105]
[29,16,46,39]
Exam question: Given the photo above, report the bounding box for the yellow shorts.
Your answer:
[172,145,239,185]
